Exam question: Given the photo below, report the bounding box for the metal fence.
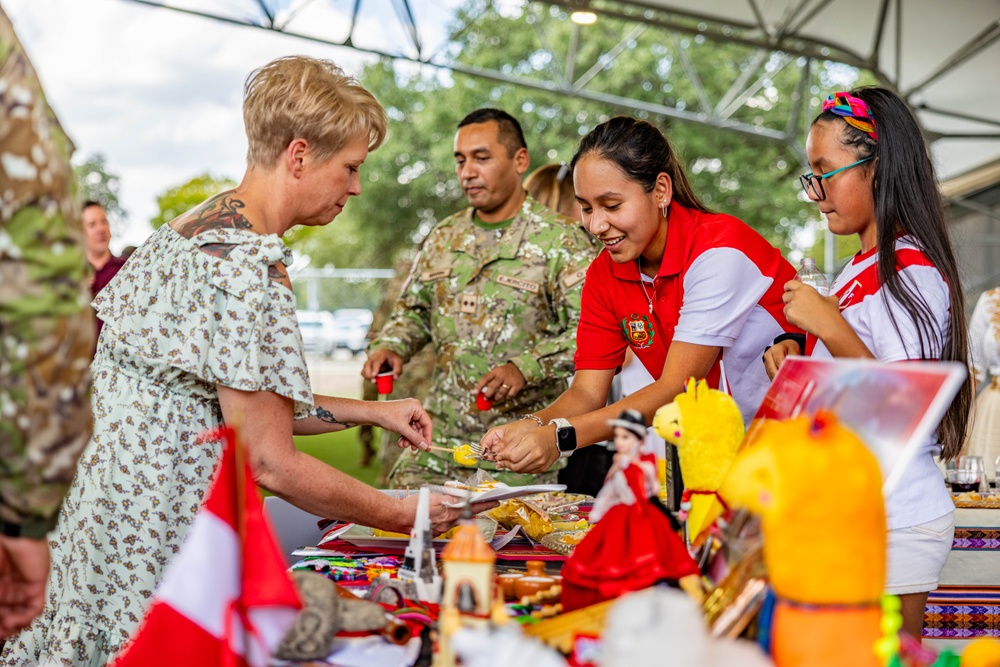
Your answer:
[291,268,395,313]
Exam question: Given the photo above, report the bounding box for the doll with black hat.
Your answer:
[560,409,702,612]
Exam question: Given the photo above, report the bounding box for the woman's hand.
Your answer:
[763,339,802,380]
[398,494,499,536]
[479,418,542,462]
[491,425,559,474]
[373,398,433,452]
[782,279,840,335]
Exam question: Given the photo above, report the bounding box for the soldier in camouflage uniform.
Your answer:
[0,6,94,635]
[364,109,597,487]
[358,257,437,485]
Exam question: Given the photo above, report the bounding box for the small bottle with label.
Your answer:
[796,257,830,297]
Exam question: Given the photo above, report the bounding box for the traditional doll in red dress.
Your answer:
[561,409,702,612]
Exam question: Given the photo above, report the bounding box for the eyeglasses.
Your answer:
[799,157,873,201]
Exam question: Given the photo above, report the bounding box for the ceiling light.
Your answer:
[570,10,598,25]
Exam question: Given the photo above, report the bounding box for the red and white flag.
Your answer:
[112,426,302,667]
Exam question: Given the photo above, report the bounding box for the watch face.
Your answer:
[557,427,576,452]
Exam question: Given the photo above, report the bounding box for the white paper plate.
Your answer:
[428,483,567,505]
[339,517,498,551]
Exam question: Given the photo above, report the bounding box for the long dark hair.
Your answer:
[815,86,970,458]
[570,116,709,213]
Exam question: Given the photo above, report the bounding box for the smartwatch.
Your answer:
[549,418,577,458]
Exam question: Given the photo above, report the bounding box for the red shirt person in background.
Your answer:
[82,200,127,348]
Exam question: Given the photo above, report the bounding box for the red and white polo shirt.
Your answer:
[810,236,949,362]
[810,235,953,530]
[574,202,798,424]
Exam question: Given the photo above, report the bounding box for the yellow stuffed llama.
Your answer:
[653,378,745,543]
[720,412,885,667]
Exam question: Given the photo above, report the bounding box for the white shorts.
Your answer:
[885,512,955,595]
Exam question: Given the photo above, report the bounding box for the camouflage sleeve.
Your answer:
[0,9,94,537]
[510,225,597,385]
[368,250,433,361]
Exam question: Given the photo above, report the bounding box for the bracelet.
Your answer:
[520,414,545,427]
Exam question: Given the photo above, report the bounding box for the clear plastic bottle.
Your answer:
[796,257,830,297]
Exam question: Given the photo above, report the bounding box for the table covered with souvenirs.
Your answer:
[263,361,1000,667]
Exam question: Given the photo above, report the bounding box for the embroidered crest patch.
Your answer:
[621,313,655,349]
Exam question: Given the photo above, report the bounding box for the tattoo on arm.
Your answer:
[315,406,356,428]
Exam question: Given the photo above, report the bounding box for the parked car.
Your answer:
[331,308,374,356]
[296,310,337,357]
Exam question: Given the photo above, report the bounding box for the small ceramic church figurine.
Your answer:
[434,513,504,667]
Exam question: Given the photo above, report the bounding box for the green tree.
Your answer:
[74,153,126,221]
[289,0,870,269]
[149,173,236,230]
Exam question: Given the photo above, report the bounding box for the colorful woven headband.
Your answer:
[823,92,878,141]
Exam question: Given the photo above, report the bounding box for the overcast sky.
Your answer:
[4,0,461,250]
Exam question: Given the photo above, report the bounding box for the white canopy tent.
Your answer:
[123,0,1000,179]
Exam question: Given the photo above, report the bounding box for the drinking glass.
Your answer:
[958,455,988,494]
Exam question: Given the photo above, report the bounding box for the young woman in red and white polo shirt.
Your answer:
[482,116,797,474]
[763,88,971,638]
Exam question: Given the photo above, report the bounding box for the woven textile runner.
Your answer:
[924,586,1000,639]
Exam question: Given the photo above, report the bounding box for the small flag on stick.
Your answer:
[111,426,301,667]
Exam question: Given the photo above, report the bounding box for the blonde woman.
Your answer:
[3,56,482,665]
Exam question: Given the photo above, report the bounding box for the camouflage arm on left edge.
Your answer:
[0,9,94,537]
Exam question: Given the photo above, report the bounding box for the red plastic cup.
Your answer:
[476,390,493,411]
[376,372,394,395]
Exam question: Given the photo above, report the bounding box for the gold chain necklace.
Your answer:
[637,258,654,314]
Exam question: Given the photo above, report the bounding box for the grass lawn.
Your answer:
[291,429,381,487]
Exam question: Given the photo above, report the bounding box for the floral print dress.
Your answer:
[2,225,313,666]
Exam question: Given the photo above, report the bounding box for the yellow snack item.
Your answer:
[551,518,589,532]
[373,525,461,539]
[453,444,477,467]
[373,529,410,538]
[487,499,553,541]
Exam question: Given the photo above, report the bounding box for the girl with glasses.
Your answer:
[763,87,971,639]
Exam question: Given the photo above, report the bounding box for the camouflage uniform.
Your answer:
[0,8,94,538]
[370,195,597,486]
[359,258,436,484]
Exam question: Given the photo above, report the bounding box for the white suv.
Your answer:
[331,308,374,357]
[296,310,337,357]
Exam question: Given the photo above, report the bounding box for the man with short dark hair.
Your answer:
[364,108,597,486]
[81,200,126,347]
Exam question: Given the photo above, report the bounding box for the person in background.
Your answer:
[0,6,94,638]
[483,116,797,476]
[523,162,581,223]
[81,200,127,347]
[358,256,436,482]
[363,109,597,487]
[762,88,971,638]
[961,287,1000,469]
[3,56,490,666]
[523,163,610,497]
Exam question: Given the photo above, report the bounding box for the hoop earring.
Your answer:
[660,202,667,218]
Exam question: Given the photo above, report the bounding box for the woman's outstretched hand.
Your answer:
[375,398,433,452]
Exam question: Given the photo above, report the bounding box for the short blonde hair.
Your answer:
[524,163,578,219]
[243,56,388,168]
